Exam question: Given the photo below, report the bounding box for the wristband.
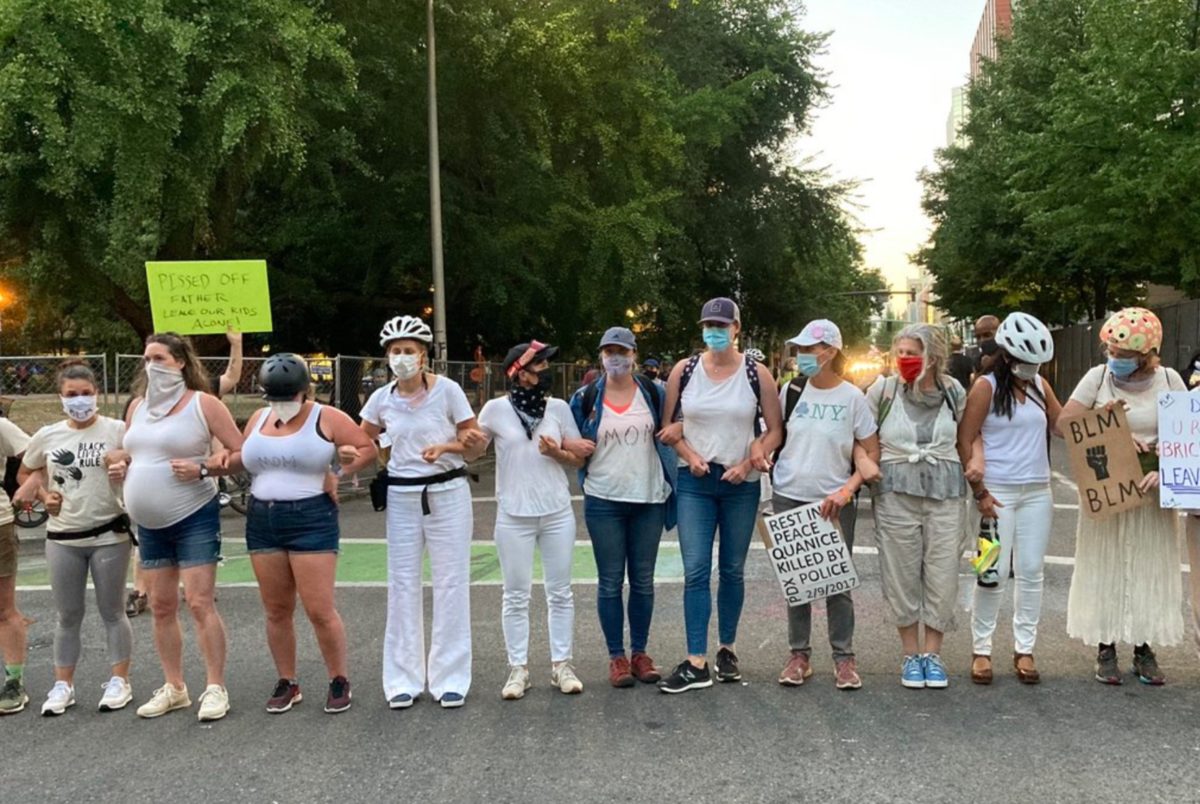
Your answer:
[973,488,990,501]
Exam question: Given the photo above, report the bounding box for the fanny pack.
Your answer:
[370,467,470,515]
[47,514,134,544]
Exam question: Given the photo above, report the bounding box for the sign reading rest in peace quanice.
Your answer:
[758,503,859,607]
[1060,404,1146,520]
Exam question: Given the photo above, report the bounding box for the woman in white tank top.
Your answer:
[106,333,244,722]
[233,354,376,715]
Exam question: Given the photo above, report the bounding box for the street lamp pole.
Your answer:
[427,0,448,368]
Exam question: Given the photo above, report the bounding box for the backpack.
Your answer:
[875,375,959,429]
[673,353,763,436]
[580,374,664,429]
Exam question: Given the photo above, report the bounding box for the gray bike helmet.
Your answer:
[259,353,310,400]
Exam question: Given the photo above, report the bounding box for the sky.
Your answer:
[793,0,987,294]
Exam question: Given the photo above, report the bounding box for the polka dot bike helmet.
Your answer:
[745,348,766,363]
[379,315,433,347]
[996,312,1054,365]
[1099,307,1162,355]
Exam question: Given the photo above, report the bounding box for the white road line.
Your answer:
[1053,470,1079,493]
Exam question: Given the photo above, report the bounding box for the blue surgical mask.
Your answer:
[702,327,731,352]
[1108,357,1140,379]
[795,354,822,378]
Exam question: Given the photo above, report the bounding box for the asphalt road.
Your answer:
[5,444,1200,803]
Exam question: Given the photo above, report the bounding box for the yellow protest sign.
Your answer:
[145,260,273,335]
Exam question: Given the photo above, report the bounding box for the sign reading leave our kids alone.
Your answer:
[145,260,273,335]
[1157,392,1200,509]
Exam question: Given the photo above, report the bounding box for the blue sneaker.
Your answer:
[901,654,925,689]
[923,654,949,688]
[388,693,415,710]
[439,692,465,709]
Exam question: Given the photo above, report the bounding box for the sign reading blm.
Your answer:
[1060,404,1145,520]
[757,503,859,607]
[1157,392,1200,509]
[145,260,273,335]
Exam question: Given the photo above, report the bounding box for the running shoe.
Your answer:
[197,684,230,721]
[657,661,713,694]
[99,676,133,711]
[779,651,813,687]
[0,678,28,715]
[609,656,635,688]
[901,655,925,689]
[137,683,190,718]
[835,657,862,690]
[41,681,75,716]
[439,692,465,709]
[551,662,583,695]
[714,647,741,682]
[923,654,949,689]
[325,677,352,714]
[1132,648,1165,686]
[125,591,148,618]
[1095,645,1122,685]
[388,693,416,709]
[630,653,661,684]
[501,666,531,700]
[266,679,302,713]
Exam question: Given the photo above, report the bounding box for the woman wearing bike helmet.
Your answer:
[359,315,480,709]
[231,354,376,714]
[1059,308,1186,685]
[958,312,1062,685]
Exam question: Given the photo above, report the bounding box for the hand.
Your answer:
[685,453,710,477]
[819,489,852,521]
[103,449,130,468]
[324,471,340,507]
[856,457,882,485]
[458,428,488,449]
[338,445,360,466]
[749,441,773,473]
[976,492,1004,520]
[225,329,243,347]
[169,460,203,482]
[421,444,445,464]
[210,450,231,470]
[11,483,40,511]
[538,435,561,457]
[720,461,750,485]
[563,438,596,458]
[965,454,985,485]
[43,491,63,516]
[1139,471,1160,493]
[105,458,128,483]
[657,421,684,446]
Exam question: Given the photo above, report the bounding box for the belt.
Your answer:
[47,514,132,542]
[386,467,470,515]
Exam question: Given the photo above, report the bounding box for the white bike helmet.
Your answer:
[379,315,433,346]
[996,312,1054,365]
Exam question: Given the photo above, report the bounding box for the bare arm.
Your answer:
[218,331,244,397]
[753,363,784,462]
[320,407,378,475]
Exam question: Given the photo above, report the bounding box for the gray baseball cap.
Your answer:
[599,327,637,350]
[699,297,740,325]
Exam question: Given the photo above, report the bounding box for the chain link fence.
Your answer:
[0,355,110,435]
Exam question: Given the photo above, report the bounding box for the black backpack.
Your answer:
[673,353,763,436]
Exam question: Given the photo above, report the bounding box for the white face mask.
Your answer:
[61,395,97,423]
[144,363,187,420]
[603,354,633,378]
[269,400,303,424]
[1013,362,1040,382]
[389,353,422,380]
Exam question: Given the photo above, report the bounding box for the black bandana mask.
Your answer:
[509,372,551,438]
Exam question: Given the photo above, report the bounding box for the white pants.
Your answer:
[1186,515,1200,657]
[971,482,1053,656]
[383,484,473,700]
[494,506,576,667]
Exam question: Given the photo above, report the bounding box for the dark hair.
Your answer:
[991,351,1029,419]
[55,360,97,392]
[131,332,211,396]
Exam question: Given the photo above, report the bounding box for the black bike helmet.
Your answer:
[259,353,310,400]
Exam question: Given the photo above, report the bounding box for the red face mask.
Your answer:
[897,355,924,384]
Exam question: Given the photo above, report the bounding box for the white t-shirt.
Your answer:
[0,418,31,527]
[23,417,128,546]
[478,396,580,517]
[772,380,876,501]
[1069,365,1186,442]
[584,392,669,504]
[360,376,476,492]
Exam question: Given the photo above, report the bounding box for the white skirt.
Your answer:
[1066,500,1183,646]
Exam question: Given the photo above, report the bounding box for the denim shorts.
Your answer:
[245,493,340,554]
[138,496,222,569]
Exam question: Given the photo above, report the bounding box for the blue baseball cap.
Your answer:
[598,327,637,350]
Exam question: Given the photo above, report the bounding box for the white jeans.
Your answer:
[383,484,473,700]
[494,506,576,667]
[971,482,1053,656]
[1186,515,1200,657]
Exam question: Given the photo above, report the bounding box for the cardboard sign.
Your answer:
[1158,392,1200,509]
[1060,405,1146,520]
[758,503,859,607]
[145,260,272,335]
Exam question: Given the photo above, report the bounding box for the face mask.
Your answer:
[896,355,924,384]
[144,363,187,420]
[1108,356,1140,379]
[535,369,554,393]
[270,400,303,424]
[1012,362,1040,382]
[61,395,97,423]
[643,368,658,379]
[389,353,421,380]
[796,354,823,378]
[603,354,633,378]
[702,327,731,352]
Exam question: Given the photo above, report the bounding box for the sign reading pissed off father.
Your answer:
[145,260,273,335]
[758,502,859,607]
[1060,403,1146,521]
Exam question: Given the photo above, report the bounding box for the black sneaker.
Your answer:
[1095,645,1122,685]
[1132,648,1165,686]
[715,647,741,682]
[265,678,302,713]
[325,676,352,713]
[657,661,713,694]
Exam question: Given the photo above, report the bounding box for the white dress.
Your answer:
[1066,365,1186,646]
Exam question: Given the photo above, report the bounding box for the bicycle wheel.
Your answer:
[221,473,252,515]
[14,501,49,529]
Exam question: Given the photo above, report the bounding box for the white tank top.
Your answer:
[242,404,335,501]
[124,393,218,529]
[679,356,759,476]
[981,374,1050,485]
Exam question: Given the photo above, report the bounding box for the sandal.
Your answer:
[125,591,148,618]
[1013,653,1040,685]
[971,654,993,685]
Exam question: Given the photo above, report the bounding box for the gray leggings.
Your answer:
[45,540,133,669]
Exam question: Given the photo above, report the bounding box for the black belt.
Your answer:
[47,514,132,542]
[386,467,470,515]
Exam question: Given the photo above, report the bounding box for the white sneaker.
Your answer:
[197,684,230,721]
[41,681,75,716]
[99,676,133,711]
[136,683,190,718]
[551,662,583,695]
[501,666,531,700]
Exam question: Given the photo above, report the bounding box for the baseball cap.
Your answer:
[503,340,559,377]
[598,327,637,350]
[643,358,660,368]
[787,319,843,351]
[698,297,740,325]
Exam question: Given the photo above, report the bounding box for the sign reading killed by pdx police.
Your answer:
[1061,404,1146,520]
[1158,392,1200,509]
[758,502,858,607]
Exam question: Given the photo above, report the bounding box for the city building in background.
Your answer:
[970,0,1015,80]
[946,85,968,147]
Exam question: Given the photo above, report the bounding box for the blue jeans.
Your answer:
[137,496,222,569]
[583,496,666,658]
[676,466,762,656]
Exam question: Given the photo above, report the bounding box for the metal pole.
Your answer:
[427,0,448,368]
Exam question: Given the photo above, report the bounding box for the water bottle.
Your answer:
[972,516,1000,588]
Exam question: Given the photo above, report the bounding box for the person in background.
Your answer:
[1181,351,1200,390]
[641,358,666,390]
[969,315,1001,377]
[948,336,974,390]
[0,416,30,714]
[777,357,798,390]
